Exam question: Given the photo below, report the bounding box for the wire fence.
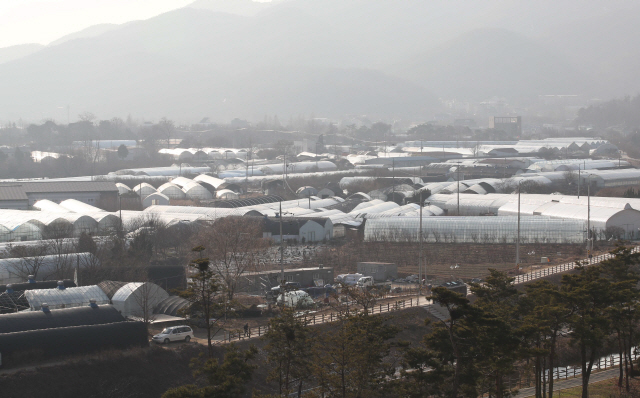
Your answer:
[513,246,640,285]
[498,350,640,398]
[217,296,423,344]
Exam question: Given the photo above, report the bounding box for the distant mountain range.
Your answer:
[1,0,639,122]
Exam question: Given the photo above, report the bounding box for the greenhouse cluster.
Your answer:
[0,253,99,284]
[427,192,640,239]
[0,200,119,241]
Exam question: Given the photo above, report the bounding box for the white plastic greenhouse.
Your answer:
[364,216,586,244]
[132,182,157,197]
[168,177,193,188]
[193,174,226,189]
[116,182,132,195]
[182,181,213,200]
[25,285,109,310]
[260,161,338,175]
[157,183,186,200]
[32,199,71,213]
[0,252,99,284]
[58,199,105,213]
[296,186,319,198]
[216,189,239,200]
[142,192,170,208]
[111,282,169,318]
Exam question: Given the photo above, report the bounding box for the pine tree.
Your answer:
[263,308,312,397]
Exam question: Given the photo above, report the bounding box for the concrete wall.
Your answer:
[0,200,29,210]
[357,262,397,282]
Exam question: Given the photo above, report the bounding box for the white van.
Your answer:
[336,273,364,286]
[152,325,194,344]
[356,276,374,287]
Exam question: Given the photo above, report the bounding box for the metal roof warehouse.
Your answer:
[0,182,118,210]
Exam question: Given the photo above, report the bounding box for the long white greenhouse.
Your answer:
[364,216,586,244]
[0,252,99,284]
[157,182,187,200]
[181,181,213,200]
[133,182,157,197]
[25,285,110,310]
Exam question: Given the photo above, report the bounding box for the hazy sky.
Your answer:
[0,0,196,48]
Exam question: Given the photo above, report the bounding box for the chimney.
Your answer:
[89,299,98,309]
[41,303,50,313]
[5,284,13,294]
[57,281,66,290]
[28,275,36,284]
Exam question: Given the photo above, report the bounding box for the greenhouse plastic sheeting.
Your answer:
[364,216,585,244]
[25,285,109,310]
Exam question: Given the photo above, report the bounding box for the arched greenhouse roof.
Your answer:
[25,285,110,310]
[0,305,125,334]
[182,181,213,200]
[157,183,186,200]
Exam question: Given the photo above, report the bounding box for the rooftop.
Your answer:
[0,182,118,201]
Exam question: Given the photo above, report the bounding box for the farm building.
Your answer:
[0,181,118,210]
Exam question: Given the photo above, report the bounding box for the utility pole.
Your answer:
[457,166,460,215]
[392,158,395,201]
[587,179,591,263]
[119,194,123,236]
[578,167,581,199]
[516,182,521,269]
[279,200,284,286]
[418,191,423,305]
[245,140,250,197]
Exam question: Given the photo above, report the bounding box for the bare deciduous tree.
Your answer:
[193,217,268,301]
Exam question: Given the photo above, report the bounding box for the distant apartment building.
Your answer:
[489,116,522,136]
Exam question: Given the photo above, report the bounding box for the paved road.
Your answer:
[515,368,619,397]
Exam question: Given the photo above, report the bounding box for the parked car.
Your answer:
[152,325,194,344]
[277,290,315,308]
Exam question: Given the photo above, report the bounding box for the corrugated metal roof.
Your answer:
[0,186,28,201]
[0,182,117,198]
